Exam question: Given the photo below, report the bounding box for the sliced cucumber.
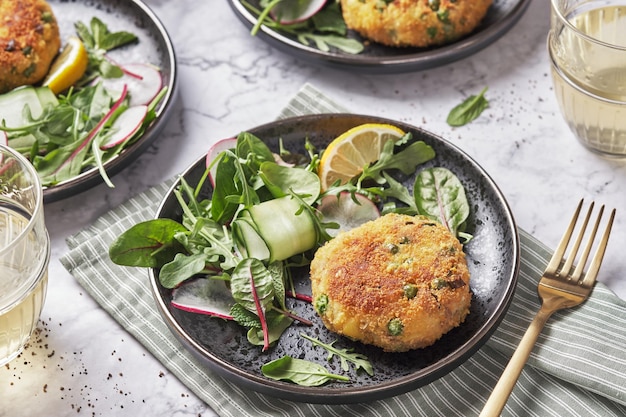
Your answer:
[232,216,271,261]
[248,196,317,262]
[0,86,58,127]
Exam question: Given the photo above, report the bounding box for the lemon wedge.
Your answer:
[43,36,89,94]
[318,123,406,190]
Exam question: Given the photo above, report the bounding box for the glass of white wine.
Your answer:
[549,0,626,158]
[0,144,50,366]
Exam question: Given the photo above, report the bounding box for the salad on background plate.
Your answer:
[0,0,177,202]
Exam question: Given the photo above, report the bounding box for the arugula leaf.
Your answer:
[75,17,138,82]
[359,134,436,185]
[298,33,364,54]
[261,356,349,386]
[300,333,374,376]
[446,87,489,127]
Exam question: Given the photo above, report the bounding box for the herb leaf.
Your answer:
[446,87,489,127]
[300,333,374,376]
[108,218,188,268]
[261,356,349,386]
[413,167,471,239]
[359,134,436,185]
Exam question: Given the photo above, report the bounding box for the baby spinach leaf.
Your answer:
[236,131,275,170]
[210,150,240,223]
[261,356,349,386]
[446,87,489,127]
[413,167,470,237]
[159,253,207,289]
[258,161,320,204]
[108,219,188,268]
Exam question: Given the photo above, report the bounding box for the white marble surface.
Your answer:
[2,0,625,416]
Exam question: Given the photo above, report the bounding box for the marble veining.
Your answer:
[1,0,624,416]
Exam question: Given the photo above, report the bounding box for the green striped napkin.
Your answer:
[60,84,626,417]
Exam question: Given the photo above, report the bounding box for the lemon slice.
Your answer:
[318,123,406,190]
[43,36,89,94]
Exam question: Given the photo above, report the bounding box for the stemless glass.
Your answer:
[549,0,626,157]
[0,144,50,366]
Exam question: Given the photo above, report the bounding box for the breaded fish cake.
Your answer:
[310,213,471,352]
[0,0,61,93]
[340,0,493,48]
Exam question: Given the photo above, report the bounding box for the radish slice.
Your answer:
[270,0,327,24]
[99,105,148,150]
[206,137,237,187]
[171,278,235,319]
[317,192,380,237]
[99,63,162,106]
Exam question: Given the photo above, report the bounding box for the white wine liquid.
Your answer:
[0,207,48,366]
[551,5,626,156]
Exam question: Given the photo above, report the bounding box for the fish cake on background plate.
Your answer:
[0,0,61,93]
[340,0,493,48]
[310,213,471,352]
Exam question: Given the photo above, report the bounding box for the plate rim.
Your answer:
[149,113,521,403]
[228,0,532,73]
[42,0,178,203]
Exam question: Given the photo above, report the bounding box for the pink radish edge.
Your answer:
[99,105,148,150]
[205,137,237,187]
[97,63,162,106]
[171,279,235,319]
[170,301,234,319]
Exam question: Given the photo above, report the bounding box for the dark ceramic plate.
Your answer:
[43,0,177,202]
[228,0,531,73]
[149,114,520,404]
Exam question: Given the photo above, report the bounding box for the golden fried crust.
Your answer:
[310,213,471,352]
[340,0,493,48]
[0,0,61,93]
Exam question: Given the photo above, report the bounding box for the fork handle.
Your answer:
[479,307,553,417]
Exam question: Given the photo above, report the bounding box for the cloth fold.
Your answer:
[60,84,626,417]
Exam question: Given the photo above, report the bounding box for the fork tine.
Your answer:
[579,206,616,288]
[545,199,584,274]
[571,204,603,281]
[560,201,594,277]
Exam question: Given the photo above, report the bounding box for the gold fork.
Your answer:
[479,199,616,417]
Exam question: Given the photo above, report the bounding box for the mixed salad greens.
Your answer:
[244,0,364,54]
[0,18,167,188]
[109,125,472,385]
